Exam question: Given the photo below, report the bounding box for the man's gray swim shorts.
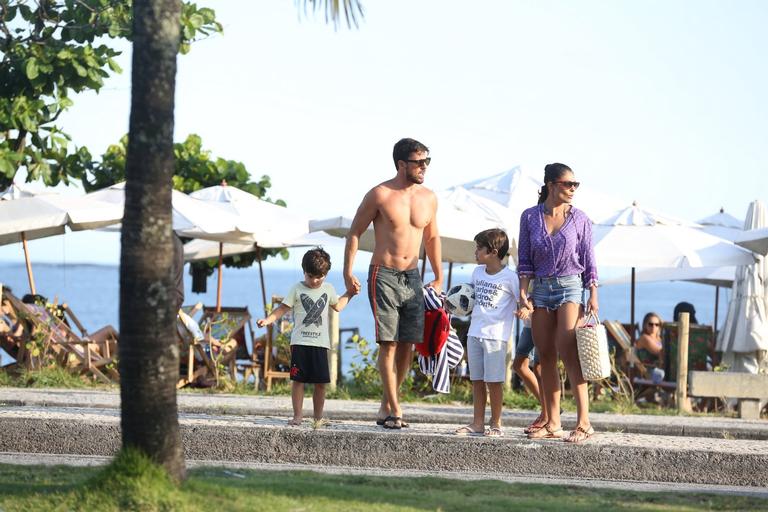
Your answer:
[367,265,424,343]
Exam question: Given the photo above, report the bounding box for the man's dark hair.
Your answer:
[392,138,429,168]
[301,248,332,277]
[474,228,509,260]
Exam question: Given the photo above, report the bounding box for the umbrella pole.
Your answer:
[256,246,268,316]
[257,245,273,387]
[21,232,37,295]
[630,267,636,342]
[714,285,720,339]
[447,262,453,289]
[216,242,223,312]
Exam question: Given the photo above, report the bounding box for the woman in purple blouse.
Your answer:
[517,163,599,444]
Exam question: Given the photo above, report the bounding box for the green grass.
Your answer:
[3,367,741,418]
[0,366,113,389]
[0,455,766,512]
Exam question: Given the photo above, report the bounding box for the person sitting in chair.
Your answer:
[635,312,666,384]
[673,301,698,324]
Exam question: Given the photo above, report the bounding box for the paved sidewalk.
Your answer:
[1,404,767,488]
[1,387,765,439]
[2,388,768,489]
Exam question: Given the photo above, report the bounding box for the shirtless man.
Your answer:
[343,138,443,430]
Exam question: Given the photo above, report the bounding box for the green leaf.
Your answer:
[25,58,39,80]
[107,58,123,74]
[72,61,87,77]
[189,13,204,28]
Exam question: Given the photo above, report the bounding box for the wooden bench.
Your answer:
[689,371,768,420]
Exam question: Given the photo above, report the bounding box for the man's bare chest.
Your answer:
[377,196,431,229]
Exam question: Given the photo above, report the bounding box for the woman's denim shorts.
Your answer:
[531,275,584,311]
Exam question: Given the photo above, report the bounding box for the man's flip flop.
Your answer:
[376,418,386,426]
[382,416,403,429]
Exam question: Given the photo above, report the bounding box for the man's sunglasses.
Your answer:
[553,180,580,189]
[403,157,431,167]
[647,322,660,326]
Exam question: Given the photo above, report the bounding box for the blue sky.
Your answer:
[1,0,767,269]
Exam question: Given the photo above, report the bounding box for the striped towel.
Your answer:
[419,286,465,393]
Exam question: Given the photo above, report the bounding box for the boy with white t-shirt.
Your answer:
[454,229,529,437]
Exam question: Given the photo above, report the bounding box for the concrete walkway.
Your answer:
[1,387,766,439]
[1,388,767,489]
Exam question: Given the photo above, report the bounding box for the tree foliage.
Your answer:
[0,0,221,189]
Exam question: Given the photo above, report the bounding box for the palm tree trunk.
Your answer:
[120,0,185,482]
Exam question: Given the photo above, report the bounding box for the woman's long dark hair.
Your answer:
[538,163,572,204]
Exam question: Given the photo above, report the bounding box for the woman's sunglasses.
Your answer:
[553,181,580,190]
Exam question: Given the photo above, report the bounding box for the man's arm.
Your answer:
[343,188,379,295]
[423,194,443,293]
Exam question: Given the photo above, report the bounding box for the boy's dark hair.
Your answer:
[302,248,331,276]
[392,138,429,168]
[474,229,509,260]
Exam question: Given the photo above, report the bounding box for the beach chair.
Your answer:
[201,305,263,388]
[663,322,716,382]
[0,292,24,366]
[263,295,291,391]
[2,289,119,383]
[199,306,254,382]
[176,303,217,388]
[603,320,646,378]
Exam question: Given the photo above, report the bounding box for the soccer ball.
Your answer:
[445,283,475,316]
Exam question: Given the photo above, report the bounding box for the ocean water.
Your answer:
[0,262,732,376]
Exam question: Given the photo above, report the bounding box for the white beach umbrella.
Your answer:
[734,227,768,256]
[593,202,755,337]
[603,267,736,289]
[593,203,753,268]
[183,232,338,262]
[189,183,311,311]
[446,167,625,251]
[86,182,244,242]
[717,200,768,373]
[310,193,505,275]
[696,208,744,242]
[0,190,123,294]
[0,182,39,201]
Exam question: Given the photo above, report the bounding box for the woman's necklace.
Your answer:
[543,203,569,218]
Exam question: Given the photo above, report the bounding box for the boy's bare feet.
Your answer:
[287,418,302,426]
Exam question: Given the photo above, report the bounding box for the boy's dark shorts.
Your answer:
[290,345,330,384]
[367,264,424,343]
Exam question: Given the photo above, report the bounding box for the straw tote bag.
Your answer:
[575,313,611,380]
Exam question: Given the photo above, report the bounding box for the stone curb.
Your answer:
[2,406,767,488]
[1,388,766,440]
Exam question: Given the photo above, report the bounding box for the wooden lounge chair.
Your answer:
[262,295,292,391]
[603,320,647,378]
[176,303,216,388]
[2,289,119,383]
[200,306,256,382]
